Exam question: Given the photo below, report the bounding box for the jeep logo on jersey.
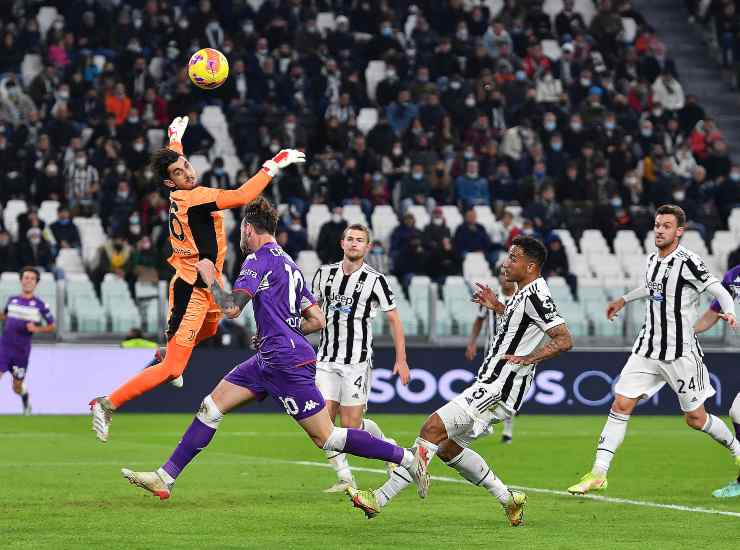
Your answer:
[647,281,663,293]
[329,293,354,307]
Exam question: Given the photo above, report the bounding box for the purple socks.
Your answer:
[343,428,405,464]
[162,418,216,479]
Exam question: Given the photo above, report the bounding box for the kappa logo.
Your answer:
[303,400,320,412]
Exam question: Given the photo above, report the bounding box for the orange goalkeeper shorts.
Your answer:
[166,275,223,348]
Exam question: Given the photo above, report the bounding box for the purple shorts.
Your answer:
[0,351,28,380]
[224,354,325,421]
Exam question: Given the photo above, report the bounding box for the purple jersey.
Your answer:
[233,242,317,368]
[710,265,740,312]
[1,294,54,358]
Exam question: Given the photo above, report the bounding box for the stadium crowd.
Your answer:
[0,0,739,304]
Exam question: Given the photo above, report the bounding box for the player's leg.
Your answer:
[713,393,740,498]
[568,354,664,494]
[122,356,266,499]
[315,365,354,490]
[684,403,740,455]
[501,415,514,444]
[10,365,31,415]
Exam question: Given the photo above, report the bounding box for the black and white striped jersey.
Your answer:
[632,245,719,361]
[311,262,395,365]
[477,292,515,356]
[476,278,565,413]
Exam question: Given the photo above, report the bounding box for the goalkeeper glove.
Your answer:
[261,149,306,177]
[167,116,189,143]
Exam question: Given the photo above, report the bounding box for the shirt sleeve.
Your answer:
[710,270,735,312]
[232,254,261,296]
[374,274,396,312]
[311,268,323,303]
[180,186,221,208]
[526,291,565,332]
[300,284,318,314]
[681,255,719,293]
[39,299,55,325]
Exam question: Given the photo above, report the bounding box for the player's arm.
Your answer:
[167,116,188,155]
[694,308,721,334]
[504,323,573,365]
[300,304,326,335]
[385,308,410,384]
[465,316,485,361]
[472,282,506,315]
[606,286,650,320]
[705,281,737,329]
[214,150,306,210]
[196,259,251,319]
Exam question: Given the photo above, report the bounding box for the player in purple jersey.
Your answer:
[121,198,427,501]
[694,264,740,498]
[0,267,56,415]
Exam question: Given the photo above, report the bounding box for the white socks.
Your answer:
[702,414,740,457]
[362,418,385,439]
[445,448,510,504]
[502,417,514,439]
[325,450,353,483]
[592,410,630,476]
[375,466,413,506]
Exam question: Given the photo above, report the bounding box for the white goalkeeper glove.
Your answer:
[168,116,189,143]
[261,149,306,177]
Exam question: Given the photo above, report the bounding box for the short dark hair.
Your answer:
[20,266,40,282]
[243,197,279,235]
[150,147,180,184]
[342,224,371,241]
[656,204,686,227]
[511,236,547,268]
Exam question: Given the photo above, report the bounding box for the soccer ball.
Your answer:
[188,48,229,89]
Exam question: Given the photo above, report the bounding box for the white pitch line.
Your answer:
[245,457,740,519]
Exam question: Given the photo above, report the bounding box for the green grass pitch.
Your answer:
[1,413,738,549]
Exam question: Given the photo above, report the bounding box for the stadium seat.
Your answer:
[55,248,84,274]
[621,17,637,43]
[580,229,609,257]
[462,252,491,281]
[473,205,496,233]
[680,230,708,256]
[541,39,561,60]
[297,251,321,283]
[342,204,368,227]
[711,230,734,259]
[365,60,386,102]
[406,205,430,229]
[189,154,210,176]
[613,230,641,256]
[4,199,27,241]
[357,108,378,135]
[21,54,43,87]
[39,200,60,227]
[370,205,398,248]
[316,12,336,34]
[643,231,655,252]
[408,276,431,328]
[36,6,59,37]
[728,208,740,238]
[440,205,463,234]
[147,128,165,152]
[135,281,160,333]
[307,204,331,247]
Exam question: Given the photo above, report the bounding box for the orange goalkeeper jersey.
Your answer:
[166,143,272,286]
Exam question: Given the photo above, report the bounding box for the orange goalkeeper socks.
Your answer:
[108,341,193,409]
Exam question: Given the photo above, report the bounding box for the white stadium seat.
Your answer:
[441,205,463,234]
[370,205,398,248]
[3,199,27,241]
[39,200,60,227]
[365,60,386,102]
[405,205,430,229]
[307,204,331,248]
[316,12,336,34]
[357,108,378,135]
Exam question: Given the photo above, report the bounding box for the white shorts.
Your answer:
[315,361,372,407]
[614,352,716,412]
[436,381,511,448]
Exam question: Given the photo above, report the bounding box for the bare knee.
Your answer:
[611,394,638,416]
[12,380,22,394]
[685,409,707,430]
[339,407,363,429]
[420,413,448,444]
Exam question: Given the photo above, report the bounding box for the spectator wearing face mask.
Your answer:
[316,207,348,264]
[454,208,496,265]
[92,233,134,295]
[50,206,81,253]
[105,82,132,126]
[19,228,53,272]
[455,160,490,208]
[122,134,149,172]
[118,107,145,143]
[543,237,579,301]
[366,240,390,274]
[426,236,462,288]
[0,230,18,272]
[716,164,740,228]
[0,79,37,127]
[65,150,99,216]
[399,162,434,213]
[202,157,232,189]
[35,160,64,202]
[283,215,309,260]
[545,132,569,179]
[422,207,452,250]
[386,89,419,137]
[651,70,685,112]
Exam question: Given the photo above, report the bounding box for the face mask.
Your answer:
[605,121,616,130]
[450,81,461,90]
[432,217,444,226]
[515,71,526,81]
[626,177,637,186]
[580,79,591,87]
[544,121,556,131]
[551,142,562,151]
[270,143,280,153]
[331,213,342,223]
[522,228,534,236]
[641,129,653,138]
[386,71,397,79]
[412,172,423,180]
[392,147,402,156]
[289,223,302,231]
[116,164,126,174]
[534,170,545,179]
[30,237,41,245]
[571,123,582,132]
[372,247,384,255]
[7,87,18,98]
[75,157,87,167]
[128,117,139,124]
[467,171,479,178]
[58,91,70,100]
[133,142,145,152]
[673,191,686,201]
[382,27,392,37]
[285,122,296,131]
[178,19,189,29]
[464,151,474,160]
[610,197,623,208]
[456,30,468,41]
[53,21,64,31]
[130,224,141,235]
[465,97,475,107]
[133,18,143,29]
[652,109,663,117]
[144,169,154,180]
[117,191,129,199]
[243,22,254,34]
[731,172,740,182]
[46,165,58,176]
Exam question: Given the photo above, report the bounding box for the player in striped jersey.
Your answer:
[312,224,410,492]
[694,264,740,498]
[465,269,517,443]
[568,205,738,495]
[347,237,573,526]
